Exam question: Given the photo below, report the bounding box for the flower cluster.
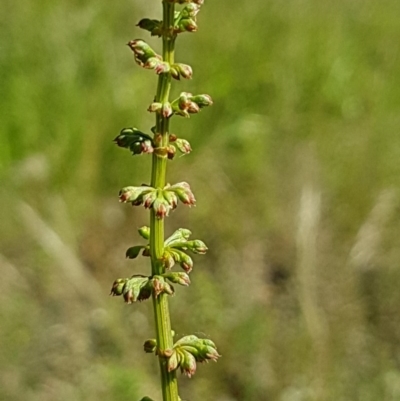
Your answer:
[171,63,193,80]
[171,92,213,117]
[161,228,207,272]
[162,272,191,286]
[112,0,219,396]
[169,134,192,155]
[128,40,194,81]
[138,2,203,37]
[149,138,191,159]
[110,271,195,305]
[110,275,152,303]
[123,227,206,274]
[174,2,203,33]
[114,127,154,155]
[110,274,176,304]
[146,335,220,378]
[119,182,196,219]
[127,39,169,74]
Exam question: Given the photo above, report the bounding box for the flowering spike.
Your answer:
[112,0,219,397]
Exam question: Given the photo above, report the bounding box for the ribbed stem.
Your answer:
[150,2,178,401]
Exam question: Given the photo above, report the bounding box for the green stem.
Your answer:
[150,2,178,401]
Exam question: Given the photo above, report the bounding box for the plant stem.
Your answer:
[150,2,178,401]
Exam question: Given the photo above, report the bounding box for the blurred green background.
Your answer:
[2,0,400,400]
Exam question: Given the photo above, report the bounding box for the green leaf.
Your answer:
[125,245,145,259]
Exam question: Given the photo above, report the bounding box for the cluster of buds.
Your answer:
[158,335,220,378]
[169,134,192,155]
[119,186,171,218]
[110,275,152,303]
[119,182,196,219]
[161,228,207,272]
[138,1,202,37]
[148,101,173,118]
[162,272,191,286]
[119,185,155,205]
[171,63,193,80]
[171,92,213,118]
[165,182,196,206]
[127,40,169,74]
[124,226,205,274]
[151,276,175,297]
[149,90,213,122]
[174,2,203,33]
[145,134,191,159]
[128,40,193,81]
[113,127,154,155]
[110,275,176,304]
[162,247,194,272]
